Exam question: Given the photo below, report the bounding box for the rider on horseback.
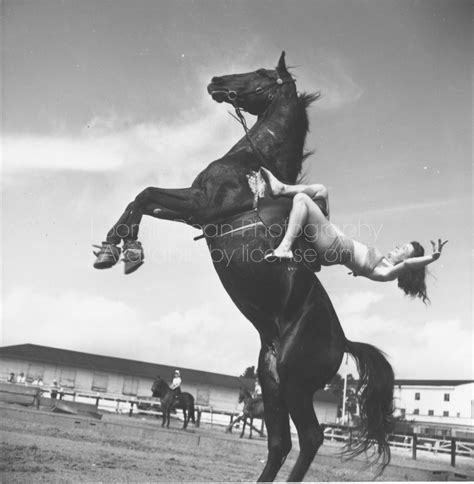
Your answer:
[261,167,447,303]
[170,369,182,397]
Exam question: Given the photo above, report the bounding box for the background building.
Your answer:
[394,380,474,425]
[0,343,339,426]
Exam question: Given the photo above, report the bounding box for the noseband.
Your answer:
[226,75,295,104]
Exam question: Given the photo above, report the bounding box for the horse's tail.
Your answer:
[344,339,394,473]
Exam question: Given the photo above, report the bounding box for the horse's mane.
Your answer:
[294,91,321,181]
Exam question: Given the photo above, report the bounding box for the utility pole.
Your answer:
[341,353,348,424]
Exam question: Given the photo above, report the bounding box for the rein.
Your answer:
[229,75,295,169]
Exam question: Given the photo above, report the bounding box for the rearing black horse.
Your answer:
[94,52,394,481]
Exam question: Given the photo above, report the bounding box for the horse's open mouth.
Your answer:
[209,90,228,103]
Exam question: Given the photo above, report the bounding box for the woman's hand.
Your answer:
[430,239,448,260]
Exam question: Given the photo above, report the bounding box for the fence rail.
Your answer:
[322,424,474,465]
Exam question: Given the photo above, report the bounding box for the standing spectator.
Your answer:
[50,379,60,399]
[16,372,26,384]
[32,377,39,386]
[7,372,15,383]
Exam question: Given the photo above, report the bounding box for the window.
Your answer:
[27,364,45,382]
[428,410,434,416]
[414,392,420,400]
[91,373,108,392]
[444,393,450,402]
[443,411,449,417]
[122,377,139,396]
[60,368,77,388]
[413,408,419,415]
[196,386,210,405]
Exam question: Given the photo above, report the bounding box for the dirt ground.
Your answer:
[1,407,473,482]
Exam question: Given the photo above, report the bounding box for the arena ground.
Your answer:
[1,405,473,482]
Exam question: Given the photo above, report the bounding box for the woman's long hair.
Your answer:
[397,241,430,304]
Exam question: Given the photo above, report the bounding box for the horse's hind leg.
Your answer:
[104,186,204,246]
[182,408,187,430]
[285,384,324,482]
[257,347,292,482]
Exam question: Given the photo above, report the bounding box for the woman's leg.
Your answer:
[261,167,329,218]
[261,167,325,198]
[266,193,340,259]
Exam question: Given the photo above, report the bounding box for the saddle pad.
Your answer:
[257,196,292,234]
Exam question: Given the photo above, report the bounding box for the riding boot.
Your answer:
[122,240,145,274]
[92,242,121,269]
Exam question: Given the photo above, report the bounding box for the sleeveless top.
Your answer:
[319,236,384,277]
[354,245,385,277]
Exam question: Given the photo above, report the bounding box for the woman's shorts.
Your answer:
[319,235,354,266]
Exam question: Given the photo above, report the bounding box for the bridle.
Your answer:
[226,74,296,167]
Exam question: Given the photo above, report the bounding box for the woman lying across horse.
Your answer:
[261,167,447,304]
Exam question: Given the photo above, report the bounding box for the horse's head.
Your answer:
[151,376,165,397]
[238,386,251,403]
[207,51,295,115]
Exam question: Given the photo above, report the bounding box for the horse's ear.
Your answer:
[277,51,287,73]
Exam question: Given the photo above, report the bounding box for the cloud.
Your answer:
[144,303,260,373]
[1,287,259,375]
[341,311,472,379]
[333,290,384,315]
[303,56,364,111]
[2,103,244,188]
[2,287,142,357]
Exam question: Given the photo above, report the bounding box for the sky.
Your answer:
[2,0,472,381]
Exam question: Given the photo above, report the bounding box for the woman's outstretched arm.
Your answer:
[377,239,448,281]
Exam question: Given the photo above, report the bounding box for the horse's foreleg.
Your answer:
[249,416,254,439]
[257,346,292,482]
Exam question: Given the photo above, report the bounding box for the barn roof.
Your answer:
[394,379,474,387]
[0,343,248,389]
[0,343,339,402]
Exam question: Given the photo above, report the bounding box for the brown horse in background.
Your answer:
[227,386,265,439]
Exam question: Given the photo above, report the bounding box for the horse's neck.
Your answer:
[226,94,305,183]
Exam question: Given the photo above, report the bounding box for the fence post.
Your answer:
[450,438,456,467]
[196,408,201,427]
[412,434,417,460]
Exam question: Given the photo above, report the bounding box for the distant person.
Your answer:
[16,372,26,384]
[50,379,60,399]
[38,377,44,387]
[261,167,447,304]
[253,378,262,399]
[7,372,15,383]
[32,377,39,386]
[169,370,182,397]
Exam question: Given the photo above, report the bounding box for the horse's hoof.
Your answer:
[93,242,121,269]
[122,240,144,274]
